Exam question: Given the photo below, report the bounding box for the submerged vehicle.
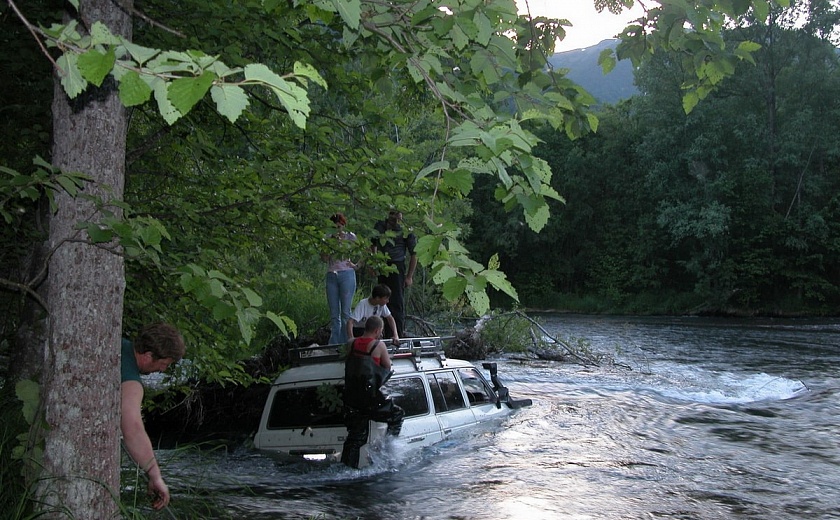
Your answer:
[253,337,532,467]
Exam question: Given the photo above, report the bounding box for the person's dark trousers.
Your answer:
[341,400,404,468]
[378,259,406,337]
[341,408,370,468]
[372,397,405,436]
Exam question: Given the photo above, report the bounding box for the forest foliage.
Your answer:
[467,10,840,315]
[1,0,839,514]
[1,0,837,381]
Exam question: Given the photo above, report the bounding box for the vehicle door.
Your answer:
[456,367,508,422]
[384,375,443,447]
[255,382,346,455]
[426,370,474,436]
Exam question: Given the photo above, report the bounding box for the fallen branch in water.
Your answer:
[512,310,600,366]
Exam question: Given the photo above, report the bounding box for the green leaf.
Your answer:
[212,300,236,320]
[168,71,217,115]
[242,287,263,307]
[442,169,473,195]
[415,234,443,265]
[210,85,249,123]
[78,47,116,87]
[152,79,182,125]
[449,23,469,50]
[122,41,161,66]
[15,380,40,425]
[237,306,260,345]
[86,224,115,243]
[118,70,153,107]
[473,11,492,46]
[89,21,121,45]
[266,311,297,337]
[483,269,519,301]
[416,160,449,180]
[55,175,81,196]
[682,90,700,114]
[263,0,283,11]
[137,222,163,247]
[293,61,328,90]
[523,200,550,232]
[432,264,458,284]
[208,269,234,282]
[245,64,310,128]
[208,278,226,298]
[598,48,617,74]
[332,0,361,29]
[586,113,599,133]
[442,276,467,301]
[57,54,87,99]
[466,287,490,315]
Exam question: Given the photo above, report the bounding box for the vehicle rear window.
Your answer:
[267,384,344,429]
[384,376,429,417]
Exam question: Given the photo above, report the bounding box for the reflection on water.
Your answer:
[158,315,840,519]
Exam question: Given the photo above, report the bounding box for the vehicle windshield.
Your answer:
[457,368,497,405]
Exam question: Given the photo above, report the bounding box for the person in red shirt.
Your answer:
[341,316,404,468]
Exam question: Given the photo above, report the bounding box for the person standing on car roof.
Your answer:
[372,209,417,339]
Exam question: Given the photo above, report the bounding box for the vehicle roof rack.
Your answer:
[289,336,453,366]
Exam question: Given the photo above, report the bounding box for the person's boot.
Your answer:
[340,445,360,468]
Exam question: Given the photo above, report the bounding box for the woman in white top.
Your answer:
[324,213,358,344]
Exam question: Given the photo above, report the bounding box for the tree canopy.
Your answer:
[4,0,831,516]
[466,6,840,314]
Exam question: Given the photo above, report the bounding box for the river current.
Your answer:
[160,315,840,519]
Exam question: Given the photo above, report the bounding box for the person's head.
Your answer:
[330,213,347,228]
[370,284,392,304]
[386,209,402,227]
[134,323,185,374]
[364,315,384,337]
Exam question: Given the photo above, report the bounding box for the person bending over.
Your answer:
[121,323,185,510]
[345,284,399,345]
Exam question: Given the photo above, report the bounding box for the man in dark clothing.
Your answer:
[372,209,417,338]
[340,316,404,468]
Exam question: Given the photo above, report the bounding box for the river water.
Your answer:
[160,315,840,519]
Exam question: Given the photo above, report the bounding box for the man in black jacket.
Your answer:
[372,209,417,338]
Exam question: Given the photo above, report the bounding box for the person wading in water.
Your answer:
[340,316,404,468]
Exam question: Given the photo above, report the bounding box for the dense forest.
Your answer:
[469,23,840,316]
[1,0,839,517]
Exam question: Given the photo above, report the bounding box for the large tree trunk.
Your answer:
[37,0,131,516]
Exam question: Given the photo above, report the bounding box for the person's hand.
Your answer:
[147,475,170,510]
[404,275,413,288]
[391,336,400,346]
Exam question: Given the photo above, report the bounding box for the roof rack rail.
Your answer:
[289,336,454,366]
[388,336,446,359]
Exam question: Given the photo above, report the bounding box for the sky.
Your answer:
[516,0,646,52]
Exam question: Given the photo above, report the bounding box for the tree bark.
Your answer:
[37,0,131,516]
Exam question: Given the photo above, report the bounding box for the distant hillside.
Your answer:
[549,39,638,105]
